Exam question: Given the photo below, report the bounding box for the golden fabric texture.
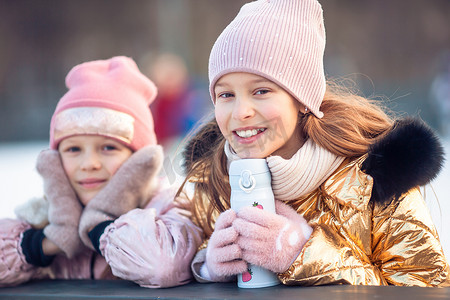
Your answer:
[196,156,450,287]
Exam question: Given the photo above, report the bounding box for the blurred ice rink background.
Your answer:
[0,0,449,268]
[0,138,449,260]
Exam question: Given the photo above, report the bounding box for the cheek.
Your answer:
[60,157,76,181]
[109,155,131,176]
[285,110,300,130]
[215,106,229,135]
[110,165,120,176]
[259,106,286,127]
[264,107,299,138]
[262,108,282,121]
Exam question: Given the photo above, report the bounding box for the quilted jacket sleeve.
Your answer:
[0,219,49,287]
[98,188,203,288]
[277,223,386,285]
[277,189,450,286]
[371,189,450,286]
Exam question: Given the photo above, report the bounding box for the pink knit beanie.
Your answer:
[209,0,326,118]
[49,56,158,151]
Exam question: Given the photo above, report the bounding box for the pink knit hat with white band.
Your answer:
[49,56,158,151]
[209,0,326,118]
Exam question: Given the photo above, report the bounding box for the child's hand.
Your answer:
[204,209,247,281]
[233,200,312,273]
[36,149,84,258]
[79,144,163,250]
[99,205,201,288]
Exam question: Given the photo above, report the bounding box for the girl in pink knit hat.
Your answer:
[179,0,449,287]
[0,56,202,288]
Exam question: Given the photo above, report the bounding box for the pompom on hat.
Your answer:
[49,56,158,151]
[209,0,326,118]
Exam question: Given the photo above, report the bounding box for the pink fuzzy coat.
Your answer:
[0,188,202,288]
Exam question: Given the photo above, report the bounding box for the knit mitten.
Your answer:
[203,209,248,282]
[233,200,312,273]
[79,144,163,250]
[36,149,84,259]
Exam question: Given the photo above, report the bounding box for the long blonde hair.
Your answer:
[178,81,395,237]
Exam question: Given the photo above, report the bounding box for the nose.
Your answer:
[232,97,255,121]
[80,150,102,171]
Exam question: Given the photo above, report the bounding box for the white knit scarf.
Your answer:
[224,139,345,200]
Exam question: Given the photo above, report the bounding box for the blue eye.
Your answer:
[67,146,80,153]
[255,89,269,95]
[218,92,234,99]
[103,145,117,151]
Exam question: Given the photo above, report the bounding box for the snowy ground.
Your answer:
[0,138,449,260]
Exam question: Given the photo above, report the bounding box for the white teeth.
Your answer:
[236,128,265,138]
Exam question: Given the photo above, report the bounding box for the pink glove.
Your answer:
[79,145,163,250]
[36,149,84,259]
[233,200,312,273]
[203,209,247,282]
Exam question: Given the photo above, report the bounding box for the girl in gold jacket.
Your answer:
[178,0,450,287]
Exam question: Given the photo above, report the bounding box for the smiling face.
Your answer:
[214,72,305,159]
[58,135,133,206]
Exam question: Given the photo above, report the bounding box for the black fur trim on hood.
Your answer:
[361,117,445,204]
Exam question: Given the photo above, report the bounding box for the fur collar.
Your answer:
[361,117,444,204]
[183,117,444,204]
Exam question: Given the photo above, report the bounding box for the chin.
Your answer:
[232,142,275,159]
[80,196,93,206]
[236,150,269,159]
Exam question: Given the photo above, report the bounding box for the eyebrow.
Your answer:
[215,78,272,88]
[215,82,227,88]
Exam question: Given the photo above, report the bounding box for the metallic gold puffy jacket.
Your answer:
[278,155,449,286]
[187,118,449,287]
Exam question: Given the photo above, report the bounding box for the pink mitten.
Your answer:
[99,200,202,288]
[203,209,247,282]
[79,144,163,250]
[36,149,84,259]
[233,200,312,273]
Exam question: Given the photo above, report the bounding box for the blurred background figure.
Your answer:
[148,53,208,150]
[0,0,448,142]
[430,53,450,137]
